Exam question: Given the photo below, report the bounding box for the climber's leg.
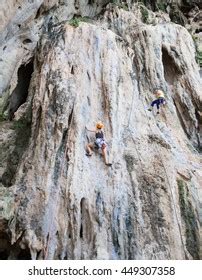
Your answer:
[156,100,161,114]
[156,98,166,114]
[102,146,112,166]
[148,100,157,111]
[151,100,157,107]
[86,143,93,156]
[102,146,107,164]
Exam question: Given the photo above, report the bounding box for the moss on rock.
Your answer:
[0,117,31,188]
[177,179,200,259]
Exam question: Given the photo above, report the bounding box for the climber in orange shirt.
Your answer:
[86,122,112,166]
[148,89,166,114]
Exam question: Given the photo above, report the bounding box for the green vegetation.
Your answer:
[12,118,31,152]
[196,49,202,67]
[177,179,200,259]
[140,5,149,23]
[69,16,91,28]
[0,113,6,122]
[0,89,10,121]
[12,118,29,130]
[1,117,31,188]
[156,2,166,12]
[69,18,80,28]
[178,179,186,210]
[191,34,202,67]
[111,0,129,11]
[169,4,187,26]
[0,186,14,220]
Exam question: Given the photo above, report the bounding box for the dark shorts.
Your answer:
[151,98,166,109]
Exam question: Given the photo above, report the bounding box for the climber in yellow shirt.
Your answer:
[148,89,166,114]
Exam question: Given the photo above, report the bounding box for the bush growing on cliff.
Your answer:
[196,47,202,67]
[156,2,166,12]
[0,113,6,122]
[140,5,149,23]
[69,18,80,28]
[69,17,92,28]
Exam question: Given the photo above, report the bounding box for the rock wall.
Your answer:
[0,1,201,260]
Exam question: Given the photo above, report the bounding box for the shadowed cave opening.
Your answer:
[0,243,31,260]
[23,38,32,44]
[79,197,92,245]
[162,47,181,85]
[17,248,32,260]
[195,109,202,152]
[195,29,202,34]
[0,229,31,260]
[0,231,11,259]
[8,59,34,120]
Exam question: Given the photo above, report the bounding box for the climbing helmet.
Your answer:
[96,121,104,129]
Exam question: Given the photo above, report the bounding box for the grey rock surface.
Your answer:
[0,0,201,260]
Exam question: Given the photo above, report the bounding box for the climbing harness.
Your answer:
[95,138,107,150]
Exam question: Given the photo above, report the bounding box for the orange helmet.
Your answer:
[96,122,104,129]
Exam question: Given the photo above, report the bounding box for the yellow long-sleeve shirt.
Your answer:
[155,90,165,99]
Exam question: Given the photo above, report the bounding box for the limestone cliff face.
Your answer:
[0,1,201,260]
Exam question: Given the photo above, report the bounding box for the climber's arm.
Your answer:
[85,126,96,133]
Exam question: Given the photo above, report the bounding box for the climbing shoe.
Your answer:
[157,111,160,114]
[86,153,92,157]
[105,163,112,166]
[148,108,152,112]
